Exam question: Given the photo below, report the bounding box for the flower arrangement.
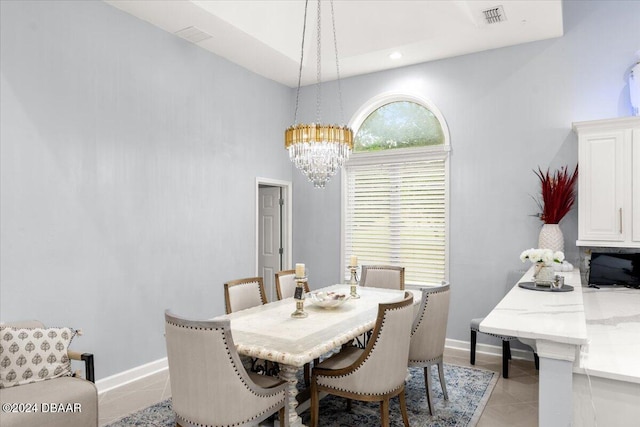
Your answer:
[520,248,565,266]
[533,165,578,224]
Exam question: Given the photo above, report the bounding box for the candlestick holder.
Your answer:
[349,265,360,299]
[291,276,309,318]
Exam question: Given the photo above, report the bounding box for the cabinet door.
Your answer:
[633,129,640,243]
[578,130,626,241]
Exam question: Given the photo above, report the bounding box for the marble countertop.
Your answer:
[480,267,588,346]
[481,265,640,384]
[575,286,640,383]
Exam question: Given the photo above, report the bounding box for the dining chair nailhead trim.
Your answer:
[175,401,284,427]
[411,294,429,337]
[409,355,443,365]
[470,324,518,341]
[320,383,403,397]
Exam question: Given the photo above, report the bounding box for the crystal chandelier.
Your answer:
[285,0,353,188]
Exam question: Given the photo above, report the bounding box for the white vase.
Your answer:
[538,223,564,252]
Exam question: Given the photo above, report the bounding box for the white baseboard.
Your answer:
[96,357,168,394]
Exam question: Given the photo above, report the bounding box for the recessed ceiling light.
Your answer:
[389,52,402,60]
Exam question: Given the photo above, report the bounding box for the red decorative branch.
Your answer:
[534,165,578,224]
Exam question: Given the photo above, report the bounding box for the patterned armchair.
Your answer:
[0,320,97,427]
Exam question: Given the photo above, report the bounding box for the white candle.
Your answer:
[350,255,358,266]
[295,263,305,277]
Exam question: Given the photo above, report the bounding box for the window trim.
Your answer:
[341,92,450,286]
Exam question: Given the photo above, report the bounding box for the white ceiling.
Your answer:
[105,0,564,88]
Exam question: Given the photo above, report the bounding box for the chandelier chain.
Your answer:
[293,0,310,125]
[315,0,322,123]
[330,0,345,125]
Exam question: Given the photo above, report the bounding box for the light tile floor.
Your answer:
[98,348,539,426]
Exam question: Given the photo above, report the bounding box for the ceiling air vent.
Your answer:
[482,6,506,24]
[173,26,212,43]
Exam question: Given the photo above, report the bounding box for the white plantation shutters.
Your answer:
[344,158,446,285]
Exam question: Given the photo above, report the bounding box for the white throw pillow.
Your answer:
[0,326,77,389]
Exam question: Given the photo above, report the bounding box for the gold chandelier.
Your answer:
[284,0,353,188]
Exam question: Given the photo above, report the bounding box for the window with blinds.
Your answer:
[343,97,449,285]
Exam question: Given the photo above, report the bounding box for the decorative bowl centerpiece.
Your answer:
[308,291,350,309]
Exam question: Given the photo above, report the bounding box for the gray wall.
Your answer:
[1,0,639,381]
[0,0,292,379]
[292,0,640,344]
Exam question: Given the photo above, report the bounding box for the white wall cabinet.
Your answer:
[573,117,640,248]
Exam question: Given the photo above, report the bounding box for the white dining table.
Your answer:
[216,284,420,427]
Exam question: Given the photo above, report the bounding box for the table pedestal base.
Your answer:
[280,364,305,427]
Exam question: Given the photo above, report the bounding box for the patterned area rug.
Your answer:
[106,364,497,427]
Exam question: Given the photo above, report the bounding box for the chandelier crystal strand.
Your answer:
[284,0,353,188]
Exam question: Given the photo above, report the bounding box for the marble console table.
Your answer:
[481,267,588,427]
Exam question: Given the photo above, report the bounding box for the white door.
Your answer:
[258,185,282,301]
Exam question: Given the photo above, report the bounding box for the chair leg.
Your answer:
[470,329,477,365]
[380,398,390,427]
[304,363,311,387]
[310,379,319,427]
[502,340,510,378]
[534,352,540,370]
[437,361,448,401]
[423,366,434,416]
[506,340,512,360]
[346,398,352,411]
[399,387,410,427]
[278,407,286,427]
[304,358,321,387]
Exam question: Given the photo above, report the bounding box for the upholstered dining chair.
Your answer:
[224,276,277,375]
[408,282,450,415]
[164,310,288,427]
[355,265,406,348]
[310,292,414,427]
[224,276,268,314]
[470,318,539,379]
[275,269,310,300]
[360,265,405,290]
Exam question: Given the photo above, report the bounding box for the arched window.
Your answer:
[342,94,450,285]
[354,101,445,151]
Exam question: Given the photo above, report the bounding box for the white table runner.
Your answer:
[217,285,418,367]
